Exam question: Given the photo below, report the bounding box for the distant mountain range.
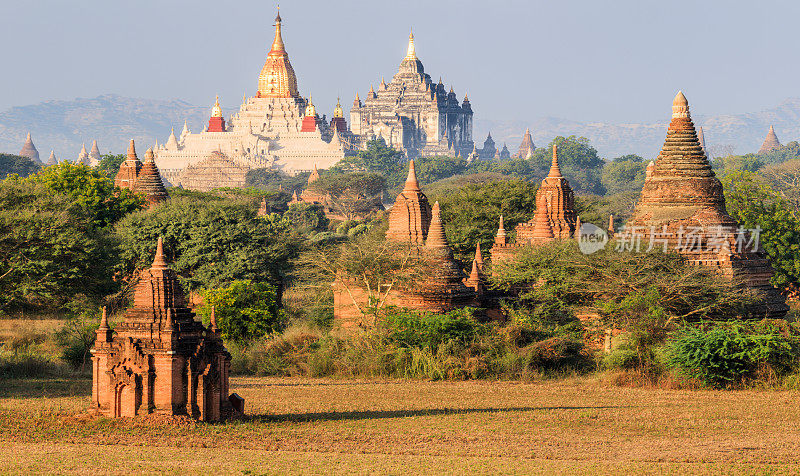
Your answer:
[1,94,799,161]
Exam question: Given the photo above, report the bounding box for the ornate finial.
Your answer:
[474,243,484,268]
[151,237,169,269]
[269,7,285,54]
[211,95,223,118]
[333,97,343,118]
[672,91,690,119]
[304,96,316,117]
[575,215,582,240]
[404,160,421,192]
[210,305,218,332]
[99,306,109,329]
[405,29,417,60]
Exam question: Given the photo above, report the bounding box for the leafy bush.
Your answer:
[664,320,800,388]
[380,307,480,351]
[199,280,285,345]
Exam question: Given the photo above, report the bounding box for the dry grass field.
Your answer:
[1,376,800,475]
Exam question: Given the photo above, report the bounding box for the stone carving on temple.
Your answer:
[90,238,233,421]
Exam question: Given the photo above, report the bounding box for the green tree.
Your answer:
[283,202,329,233]
[25,162,143,228]
[722,170,800,288]
[199,280,284,344]
[114,196,299,293]
[413,155,467,184]
[601,156,647,195]
[0,154,40,178]
[245,167,311,193]
[761,158,800,215]
[308,172,386,220]
[332,140,406,188]
[430,179,538,264]
[96,153,126,178]
[0,179,119,313]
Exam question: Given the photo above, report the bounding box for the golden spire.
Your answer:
[304,96,316,117]
[270,9,285,55]
[405,29,417,60]
[211,95,222,117]
[333,97,343,118]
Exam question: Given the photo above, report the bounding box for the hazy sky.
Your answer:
[2,0,799,123]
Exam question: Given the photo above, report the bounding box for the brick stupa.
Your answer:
[386,160,432,244]
[90,238,232,421]
[492,143,577,261]
[115,140,143,190]
[758,125,781,154]
[624,91,787,317]
[414,202,476,311]
[134,148,169,206]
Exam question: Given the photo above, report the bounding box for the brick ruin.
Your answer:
[623,92,788,317]
[333,160,478,328]
[90,238,233,421]
[491,143,581,261]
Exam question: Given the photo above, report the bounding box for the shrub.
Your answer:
[380,307,480,351]
[663,320,800,388]
[54,309,99,372]
[199,280,285,345]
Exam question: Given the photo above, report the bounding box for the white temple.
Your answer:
[154,10,348,187]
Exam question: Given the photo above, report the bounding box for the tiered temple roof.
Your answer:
[758,125,781,154]
[134,148,169,205]
[516,128,536,158]
[350,31,474,158]
[625,91,787,317]
[90,238,231,421]
[19,133,40,164]
[386,160,432,245]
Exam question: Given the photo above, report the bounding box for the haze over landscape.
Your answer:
[2,0,800,158]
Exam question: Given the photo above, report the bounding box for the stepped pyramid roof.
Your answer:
[758,125,781,154]
[626,91,787,317]
[133,148,168,205]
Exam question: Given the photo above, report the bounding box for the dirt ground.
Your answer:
[1,376,800,474]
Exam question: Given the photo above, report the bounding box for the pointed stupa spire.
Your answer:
[548,143,562,178]
[99,306,109,330]
[531,195,555,240]
[78,143,90,165]
[574,215,582,240]
[134,148,168,205]
[181,120,189,136]
[404,159,421,192]
[495,215,507,245]
[89,140,101,162]
[151,237,169,269]
[759,125,781,154]
[210,305,219,332]
[270,7,285,54]
[425,202,449,249]
[46,150,58,166]
[474,242,484,271]
[18,132,40,163]
[127,139,138,161]
[697,126,708,154]
[405,29,417,60]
